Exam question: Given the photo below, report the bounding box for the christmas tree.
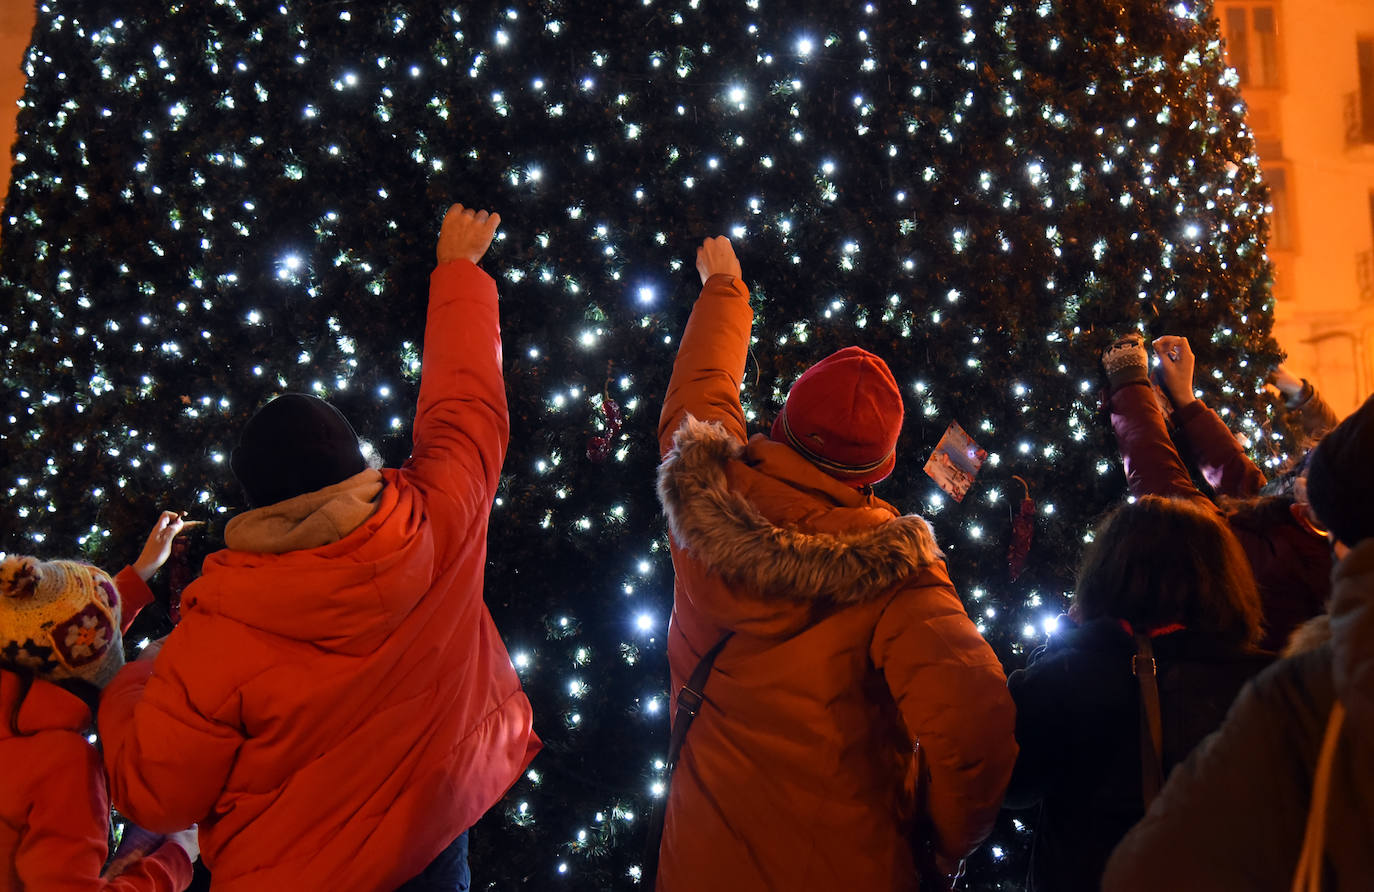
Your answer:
[1,1,1287,888]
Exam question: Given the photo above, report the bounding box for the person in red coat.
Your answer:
[653,237,1017,891]
[98,204,540,891]
[0,512,198,890]
[1101,334,1331,650]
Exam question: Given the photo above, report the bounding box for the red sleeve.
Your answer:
[113,567,155,635]
[869,567,1018,861]
[658,274,753,456]
[13,740,191,891]
[100,631,243,833]
[1109,382,1207,502]
[403,260,509,543]
[1174,399,1267,497]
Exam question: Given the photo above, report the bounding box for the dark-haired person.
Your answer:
[1104,393,1374,891]
[98,205,540,891]
[1003,496,1274,892]
[1101,334,1332,651]
[653,236,1016,891]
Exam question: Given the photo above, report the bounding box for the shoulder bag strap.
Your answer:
[643,631,734,889]
[1291,701,1347,892]
[1133,633,1165,809]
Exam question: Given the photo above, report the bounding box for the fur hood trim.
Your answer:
[657,415,942,604]
[1282,613,1330,658]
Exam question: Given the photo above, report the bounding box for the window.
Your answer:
[1224,5,1280,88]
[1265,166,1292,251]
[1359,39,1374,143]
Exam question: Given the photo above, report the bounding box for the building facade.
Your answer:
[1220,0,1374,414]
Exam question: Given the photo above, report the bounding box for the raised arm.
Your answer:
[1102,335,1205,500]
[658,237,753,455]
[1153,335,1266,497]
[1272,364,1340,441]
[112,511,191,634]
[404,204,509,532]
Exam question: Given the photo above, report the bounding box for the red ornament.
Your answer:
[1008,475,1035,581]
[165,534,193,624]
[586,394,623,463]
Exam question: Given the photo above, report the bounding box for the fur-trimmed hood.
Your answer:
[657,415,942,610]
[1331,540,1374,738]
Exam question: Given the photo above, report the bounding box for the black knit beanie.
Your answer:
[230,394,367,509]
[1305,392,1374,547]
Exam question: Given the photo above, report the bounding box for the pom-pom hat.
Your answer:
[770,346,904,487]
[0,556,125,687]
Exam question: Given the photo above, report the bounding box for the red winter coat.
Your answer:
[1109,382,1330,650]
[98,261,540,892]
[654,275,1017,890]
[1,568,193,892]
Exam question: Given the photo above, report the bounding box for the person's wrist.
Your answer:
[1105,363,1148,394]
[1284,379,1313,409]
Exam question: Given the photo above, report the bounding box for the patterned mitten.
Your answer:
[1102,334,1149,393]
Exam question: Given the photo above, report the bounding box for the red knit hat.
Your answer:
[769,346,904,487]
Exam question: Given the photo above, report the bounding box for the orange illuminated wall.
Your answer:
[0,3,36,251]
[1217,0,1374,416]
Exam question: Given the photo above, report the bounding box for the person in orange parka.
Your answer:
[0,512,198,891]
[97,204,540,892]
[653,236,1018,891]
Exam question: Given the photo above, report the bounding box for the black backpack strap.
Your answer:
[1133,633,1165,809]
[643,631,734,889]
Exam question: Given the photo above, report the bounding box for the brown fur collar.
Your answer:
[657,415,942,604]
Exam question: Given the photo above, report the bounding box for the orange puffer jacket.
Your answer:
[653,275,1017,891]
[98,261,540,892]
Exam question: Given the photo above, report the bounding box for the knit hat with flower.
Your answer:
[0,556,126,688]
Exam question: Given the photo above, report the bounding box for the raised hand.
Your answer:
[695,235,742,286]
[1151,335,1196,407]
[437,203,502,265]
[132,511,188,582]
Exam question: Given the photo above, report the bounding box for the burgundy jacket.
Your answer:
[1109,382,1329,651]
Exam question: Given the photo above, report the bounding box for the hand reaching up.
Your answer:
[132,511,188,582]
[437,203,501,265]
[1151,335,1196,407]
[1270,363,1304,400]
[696,236,742,286]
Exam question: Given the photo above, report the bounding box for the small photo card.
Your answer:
[923,421,987,502]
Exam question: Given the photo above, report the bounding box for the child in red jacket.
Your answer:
[0,512,198,890]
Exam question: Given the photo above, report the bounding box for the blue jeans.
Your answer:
[395,831,470,892]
